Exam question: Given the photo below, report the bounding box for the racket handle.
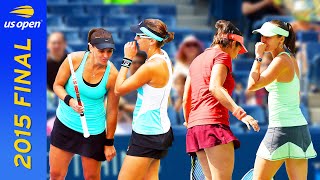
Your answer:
[80,114,90,138]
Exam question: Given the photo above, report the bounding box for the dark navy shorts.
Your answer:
[126,128,174,159]
[50,117,106,161]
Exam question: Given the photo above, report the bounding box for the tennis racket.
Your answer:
[241,168,254,180]
[67,54,90,138]
[242,168,274,180]
[190,155,205,180]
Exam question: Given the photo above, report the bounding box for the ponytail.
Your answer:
[284,22,296,54]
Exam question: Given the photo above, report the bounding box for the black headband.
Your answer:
[90,37,115,50]
[91,37,114,45]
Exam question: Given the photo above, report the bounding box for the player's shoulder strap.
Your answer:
[69,51,90,73]
[104,61,112,87]
[277,51,291,58]
[82,51,90,61]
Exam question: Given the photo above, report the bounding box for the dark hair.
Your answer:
[136,50,148,60]
[144,19,174,47]
[270,20,296,54]
[87,28,113,50]
[212,20,242,48]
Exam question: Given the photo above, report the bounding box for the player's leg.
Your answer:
[285,158,308,180]
[285,125,315,179]
[253,156,284,180]
[118,155,153,180]
[49,145,74,180]
[204,142,235,180]
[144,159,160,180]
[81,156,102,180]
[195,150,212,180]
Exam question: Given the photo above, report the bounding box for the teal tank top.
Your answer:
[56,51,111,135]
[265,52,307,127]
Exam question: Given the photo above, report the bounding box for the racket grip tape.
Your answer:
[80,114,90,138]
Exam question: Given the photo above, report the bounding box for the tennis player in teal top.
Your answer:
[247,20,317,180]
[50,28,119,180]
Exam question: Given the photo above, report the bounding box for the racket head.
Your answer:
[241,168,254,180]
[190,155,196,180]
[190,155,205,180]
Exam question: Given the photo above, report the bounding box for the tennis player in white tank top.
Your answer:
[115,19,175,180]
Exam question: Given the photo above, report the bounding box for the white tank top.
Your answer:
[132,49,173,135]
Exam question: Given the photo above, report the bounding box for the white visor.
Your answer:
[252,22,289,37]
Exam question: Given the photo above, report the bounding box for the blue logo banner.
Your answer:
[0,0,46,179]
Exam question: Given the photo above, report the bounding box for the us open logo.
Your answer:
[4,5,42,30]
